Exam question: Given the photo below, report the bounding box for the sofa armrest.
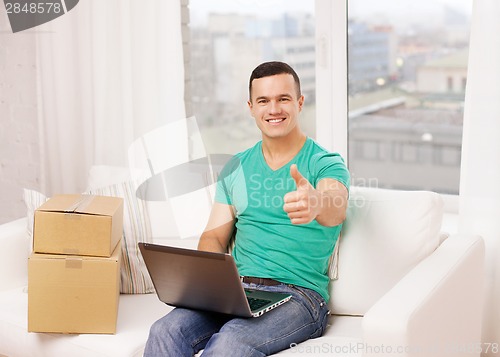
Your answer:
[0,218,29,292]
[362,234,485,357]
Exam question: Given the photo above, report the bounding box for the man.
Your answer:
[144,61,350,356]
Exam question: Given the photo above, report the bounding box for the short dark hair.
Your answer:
[248,61,301,100]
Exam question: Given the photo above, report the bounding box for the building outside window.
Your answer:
[348,0,472,194]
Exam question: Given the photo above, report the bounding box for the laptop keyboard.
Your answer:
[247,297,271,310]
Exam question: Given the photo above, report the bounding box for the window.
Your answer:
[347,0,473,194]
[185,0,472,197]
[187,0,316,155]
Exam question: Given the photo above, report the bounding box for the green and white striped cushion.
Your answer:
[88,180,154,294]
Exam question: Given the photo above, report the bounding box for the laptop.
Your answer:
[138,242,292,318]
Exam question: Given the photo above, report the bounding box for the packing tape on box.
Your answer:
[65,258,83,269]
[64,194,95,213]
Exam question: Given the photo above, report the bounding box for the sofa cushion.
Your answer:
[0,218,29,292]
[0,287,171,357]
[23,189,49,254]
[330,187,444,316]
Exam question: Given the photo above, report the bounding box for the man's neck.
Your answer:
[261,130,307,171]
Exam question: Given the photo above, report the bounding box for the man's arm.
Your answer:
[314,177,348,227]
[197,202,236,253]
[283,164,348,227]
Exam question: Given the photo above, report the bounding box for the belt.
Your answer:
[240,276,282,286]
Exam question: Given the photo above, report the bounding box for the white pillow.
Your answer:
[330,187,444,315]
[23,189,48,254]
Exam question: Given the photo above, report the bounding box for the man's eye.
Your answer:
[280,98,290,102]
[258,100,267,104]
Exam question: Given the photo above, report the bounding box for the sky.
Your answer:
[190,0,473,25]
[349,0,472,16]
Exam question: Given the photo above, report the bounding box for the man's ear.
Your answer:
[298,95,305,111]
[247,99,253,110]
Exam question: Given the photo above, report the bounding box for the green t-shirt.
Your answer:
[215,137,350,301]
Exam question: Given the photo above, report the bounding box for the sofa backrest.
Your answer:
[330,186,444,316]
[86,166,445,311]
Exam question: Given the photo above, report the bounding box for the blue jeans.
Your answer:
[143,283,329,357]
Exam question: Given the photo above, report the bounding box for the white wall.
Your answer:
[0,6,40,224]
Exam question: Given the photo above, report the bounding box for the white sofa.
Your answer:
[0,182,485,357]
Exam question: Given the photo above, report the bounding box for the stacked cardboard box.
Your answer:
[28,194,124,334]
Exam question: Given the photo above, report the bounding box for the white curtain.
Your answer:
[35,0,185,196]
[459,0,500,352]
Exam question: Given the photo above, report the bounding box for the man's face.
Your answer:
[248,73,304,140]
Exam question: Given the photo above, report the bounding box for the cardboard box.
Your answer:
[28,242,121,334]
[34,194,123,257]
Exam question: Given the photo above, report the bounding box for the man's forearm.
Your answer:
[198,231,229,253]
[315,190,347,227]
[197,202,235,253]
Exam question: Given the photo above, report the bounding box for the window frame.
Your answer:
[315,0,348,163]
[314,0,459,213]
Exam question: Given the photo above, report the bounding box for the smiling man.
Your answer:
[144,61,350,357]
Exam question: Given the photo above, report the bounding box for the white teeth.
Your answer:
[268,119,284,123]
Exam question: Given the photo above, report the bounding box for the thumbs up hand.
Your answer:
[283,164,322,224]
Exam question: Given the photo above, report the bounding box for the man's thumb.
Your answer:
[290,164,308,189]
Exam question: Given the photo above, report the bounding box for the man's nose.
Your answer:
[268,100,281,114]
